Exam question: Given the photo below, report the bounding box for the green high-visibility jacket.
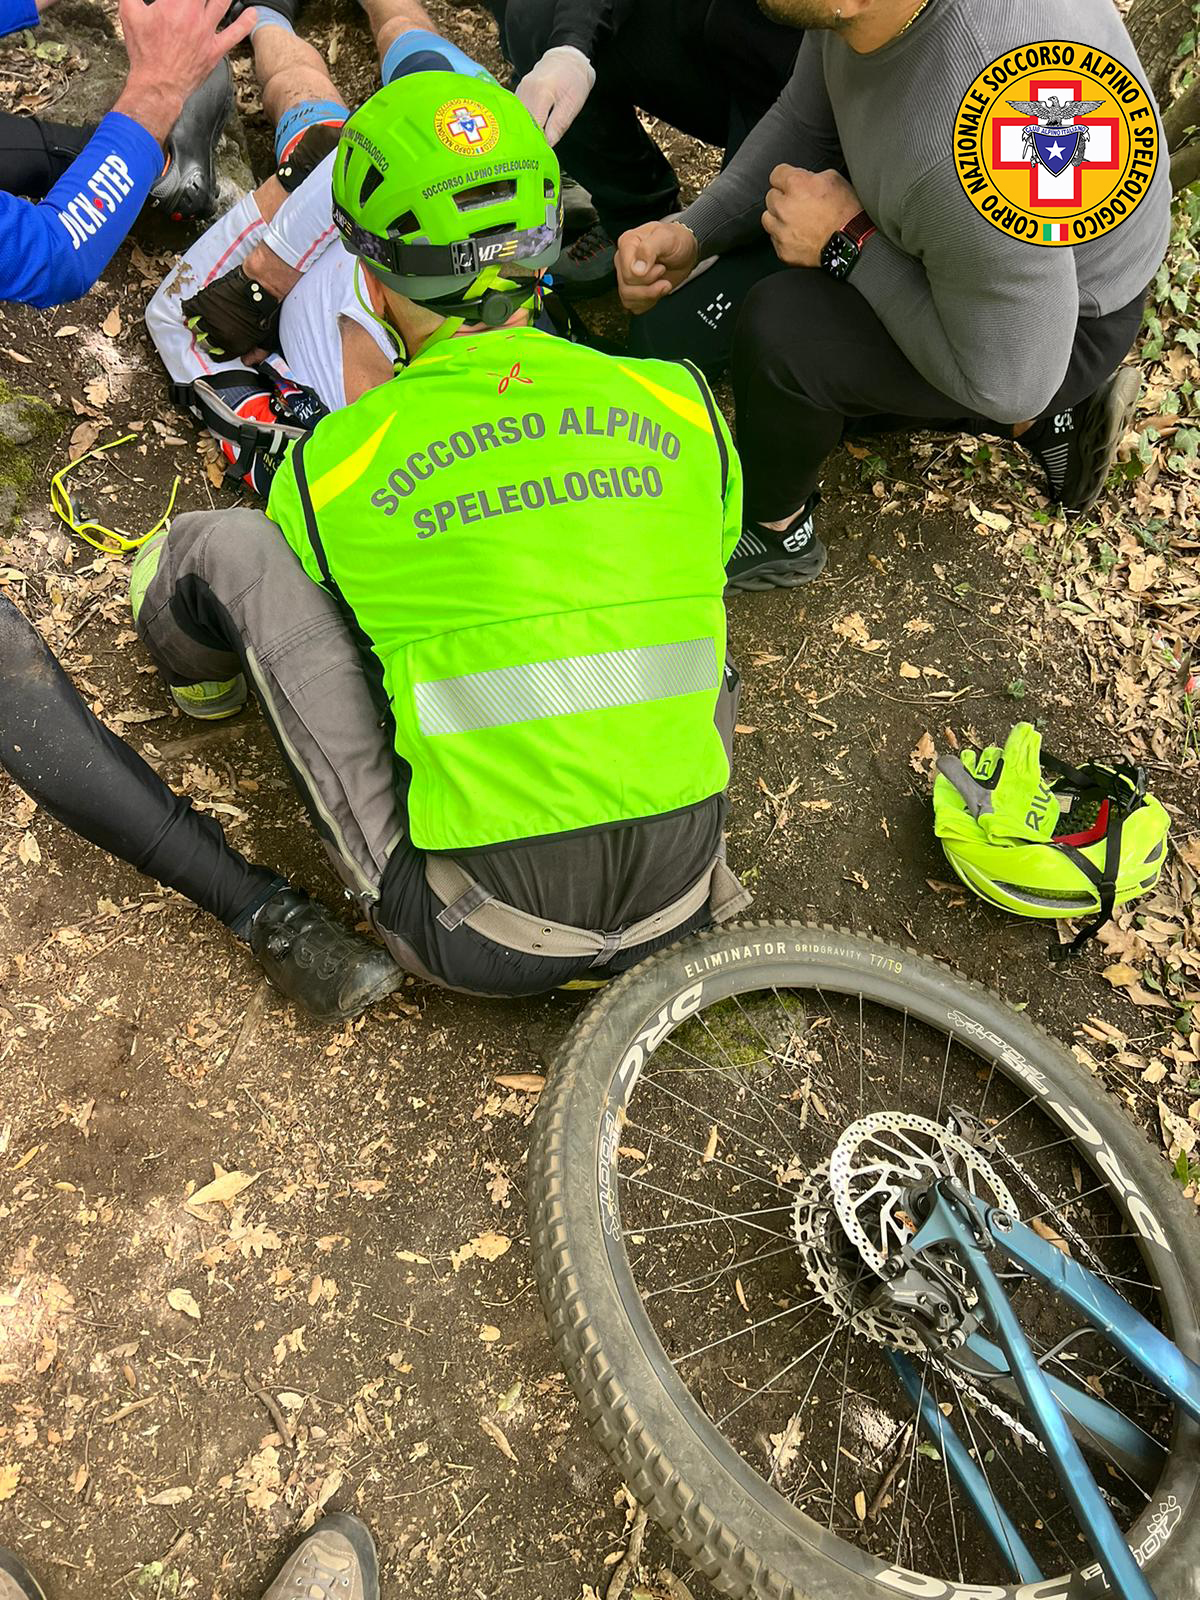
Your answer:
[266,324,742,853]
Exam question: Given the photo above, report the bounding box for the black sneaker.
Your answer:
[1023,367,1141,513]
[725,498,827,592]
[552,223,616,299]
[561,174,598,241]
[249,888,402,1022]
[0,1549,46,1600]
[150,60,232,220]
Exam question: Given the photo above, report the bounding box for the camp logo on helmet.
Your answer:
[434,98,501,158]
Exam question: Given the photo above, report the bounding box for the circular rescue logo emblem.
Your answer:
[434,97,500,158]
[954,43,1158,246]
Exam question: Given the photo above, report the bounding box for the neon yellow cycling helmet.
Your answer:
[933,723,1169,954]
[331,71,561,328]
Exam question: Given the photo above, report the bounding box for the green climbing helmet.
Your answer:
[331,70,561,322]
[933,723,1169,949]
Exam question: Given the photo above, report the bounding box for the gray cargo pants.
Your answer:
[134,508,444,968]
[136,509,740,995]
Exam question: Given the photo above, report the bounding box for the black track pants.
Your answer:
[0,111,95,198]
[631,246,1147,521]
[0,596,281,932]
[490,0,800,238]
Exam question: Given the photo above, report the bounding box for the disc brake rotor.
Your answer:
[828,1112,1018,1278]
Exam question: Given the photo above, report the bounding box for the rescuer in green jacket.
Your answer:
[0,70,746,1021]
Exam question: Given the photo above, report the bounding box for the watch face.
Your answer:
[823,232,856,277]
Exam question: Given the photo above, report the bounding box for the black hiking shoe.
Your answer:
[1022,367,1141,514]
[0,1548,47,1600]
[725,498,828,592]
[249,888,402,1022]
[561,174,598,240]
[552,222,616,298]
[150,60,232,220]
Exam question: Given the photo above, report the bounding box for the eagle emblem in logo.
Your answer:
[1006,95,1106,178]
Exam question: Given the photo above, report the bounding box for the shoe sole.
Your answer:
[155,61,232,219]
[320,964,403,1024]
[1059,366,1141,514]
[725,547,829,594]
[170,683,247,721]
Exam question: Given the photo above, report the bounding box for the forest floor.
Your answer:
[0,4,1198,1598]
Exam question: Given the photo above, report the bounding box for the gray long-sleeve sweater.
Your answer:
[678,0,1171,423]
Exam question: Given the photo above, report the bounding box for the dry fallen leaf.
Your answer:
[898,661,922,679]
[146,1486,193,1506]
[909,731,937,778]
[166,1288,201,1321]
[0,1464,18,1502]
[479,1324,501,1343]
[102,306,122,338]
[186,1165,259,1210]
[68,420,100,460]
[1030,1216,1071,1256]
[493,1073,545,1094]
[1102,963,1142,989]
[1159,1098,1197,1160]
[16,831,41,867]
[701,1124,719,1164]
[451,1230,512,1271]
[768,1414,804,1475]
[479,1416,517,1462]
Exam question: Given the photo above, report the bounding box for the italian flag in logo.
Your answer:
[1042,222,1070,243]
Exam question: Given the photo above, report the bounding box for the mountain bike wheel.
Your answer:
[528,922,1200,1600]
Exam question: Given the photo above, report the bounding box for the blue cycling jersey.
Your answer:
[0,111,163,307]
[1,0,39,38]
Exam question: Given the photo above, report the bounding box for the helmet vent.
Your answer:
[544,178,555,198]
[454,180,517,212]
[387,210,418,237]
[359,164,386,206]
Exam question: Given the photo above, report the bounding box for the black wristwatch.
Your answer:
[820,211,878,281]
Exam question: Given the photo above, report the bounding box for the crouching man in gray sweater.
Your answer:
[616,0,1171,590]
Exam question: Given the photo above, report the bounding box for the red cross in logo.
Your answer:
[992,78,1119,208]
[448,106,489,145]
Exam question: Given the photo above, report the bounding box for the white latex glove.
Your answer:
[516,45,596,145]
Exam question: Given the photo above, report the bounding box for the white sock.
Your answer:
[252,7,295,34]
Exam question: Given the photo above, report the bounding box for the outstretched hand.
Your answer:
[115,0,257,145]
[516,46,596,145]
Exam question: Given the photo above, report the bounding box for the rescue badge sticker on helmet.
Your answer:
[932,722,1169,956]
[434,97,501,157]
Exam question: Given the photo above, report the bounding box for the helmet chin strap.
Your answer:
[352,262,540,367]
[352,258,415,368]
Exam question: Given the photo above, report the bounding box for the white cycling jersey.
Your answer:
[146,164,393,415]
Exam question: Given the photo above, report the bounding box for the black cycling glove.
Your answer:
[181,265,283,360]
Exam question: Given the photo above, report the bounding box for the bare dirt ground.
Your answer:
[0,5,1198,1598]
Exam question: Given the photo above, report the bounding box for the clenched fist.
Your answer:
[762,166,862,269]
[615,221,700,314]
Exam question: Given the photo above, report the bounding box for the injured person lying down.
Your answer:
[147,12,494,492]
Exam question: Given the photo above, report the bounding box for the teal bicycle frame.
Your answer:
[890,1182,1200,1599]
